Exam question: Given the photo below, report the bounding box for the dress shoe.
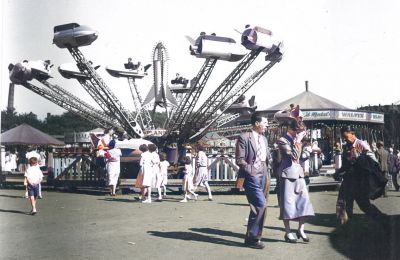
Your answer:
[244,238,265,249]
[284,233,297,243]
[296,230,310,242]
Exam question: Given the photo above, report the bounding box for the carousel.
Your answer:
[261,81,385,164]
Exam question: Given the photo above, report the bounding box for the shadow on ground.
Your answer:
[0,194,24,199]
[148,227,281,247]
[0,208,29,215]
[329,214,400,260]
[217,202,248,207]
[148,229,245,247]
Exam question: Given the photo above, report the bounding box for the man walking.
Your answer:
[235,112,270,249]
[335,126,386,224]
[376,141,389,197]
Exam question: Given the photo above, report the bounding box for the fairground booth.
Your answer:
[261,82,385,163]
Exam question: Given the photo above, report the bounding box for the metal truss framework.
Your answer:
[188,50,283,141]
[167,58,218,133]
[67,47,143,138]
[20,82,114,128]
[127,77,154,130]
[189,49,262,127]
[39,79,113,122]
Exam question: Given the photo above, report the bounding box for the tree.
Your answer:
[1,110,97,135]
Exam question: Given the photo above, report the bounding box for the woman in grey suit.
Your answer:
[277,120,315,243]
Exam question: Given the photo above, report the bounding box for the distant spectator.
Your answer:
[388,148,399,191]
[376,141,389,197]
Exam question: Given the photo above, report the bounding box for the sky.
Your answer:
[1,0,400,120]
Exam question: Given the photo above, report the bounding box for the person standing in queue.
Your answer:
[235,112,270,249]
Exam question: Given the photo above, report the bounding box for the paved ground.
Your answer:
[1,188,400,260]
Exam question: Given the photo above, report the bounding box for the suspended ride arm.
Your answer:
[187,49,262,129]
[166,58,218,133]
[67,47,143,138]
[127,77,155,130]
[215,113,241,128]
[39,79,114,122]
[19,82,116,128]
[189,50,283,141]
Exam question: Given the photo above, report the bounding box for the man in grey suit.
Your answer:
[235,112,270,249]
[376,141,389,197]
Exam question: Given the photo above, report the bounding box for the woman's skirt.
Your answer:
[194,167,208,187]
[107,163,120,186]
[279,177,315,220]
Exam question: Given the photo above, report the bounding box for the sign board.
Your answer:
[369,113,384,123]
[337,111,367,121]
[302,110,332,120]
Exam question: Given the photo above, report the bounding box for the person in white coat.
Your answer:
[106,140,122,196]
[158,153,170,199]
[4,151,13,172]
[10,150,17,172]
[194,144,212,200]
[140,144,154,203]
[148,144,161,200]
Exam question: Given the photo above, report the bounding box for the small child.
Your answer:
[24,157,43,215]
[180,156,198,203]
[158,153,170,199]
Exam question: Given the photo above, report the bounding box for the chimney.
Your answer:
[7,83,15,113]
[305,81,309,92]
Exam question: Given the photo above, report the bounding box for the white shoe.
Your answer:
[158,197,162,201]
[142,199,151,204]
[194,194,198,200]
[180,199,188,203]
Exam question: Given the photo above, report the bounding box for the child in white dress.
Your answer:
[180,156,198,203]
[140,145,154,203]
[158,153,170,199]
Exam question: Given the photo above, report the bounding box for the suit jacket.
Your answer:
[376,147,389,172]
[236,131,269,178]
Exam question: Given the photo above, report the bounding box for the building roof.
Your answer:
[267,82,349,111]
[1,123,65,146]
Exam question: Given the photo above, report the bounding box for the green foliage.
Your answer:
[1,110,97,135]
[152,111,168,128]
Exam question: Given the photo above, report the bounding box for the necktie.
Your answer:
[254,135,262,169]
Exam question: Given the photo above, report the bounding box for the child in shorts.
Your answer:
[24,157,43,215]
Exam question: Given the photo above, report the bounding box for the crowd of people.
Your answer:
[236,106,398,249]
[3,110,399,249]
[95,128,213,204]
[2,147,47,174]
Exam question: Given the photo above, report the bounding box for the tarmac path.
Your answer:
[1,188,400,260]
